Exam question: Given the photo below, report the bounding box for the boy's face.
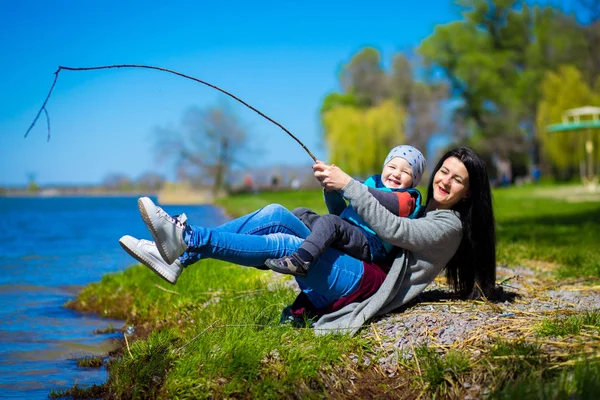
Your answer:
[382,157,414,189]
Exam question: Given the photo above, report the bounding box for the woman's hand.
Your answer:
[313,160,352,191]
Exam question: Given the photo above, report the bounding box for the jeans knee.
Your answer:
[261,204,296,222]
[262,204,287,214]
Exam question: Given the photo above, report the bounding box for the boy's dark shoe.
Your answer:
[265,253,310,277]
[280,306,315,328]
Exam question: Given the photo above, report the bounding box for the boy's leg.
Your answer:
[265,215,370,277]
[291,207,321,230]
[301,215,371,262]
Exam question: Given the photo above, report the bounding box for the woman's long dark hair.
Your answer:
[426,147,497,299]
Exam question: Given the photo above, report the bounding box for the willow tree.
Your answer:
[537,65,600,176]
[322,100,406,177]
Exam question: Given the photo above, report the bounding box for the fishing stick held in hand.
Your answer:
[24,64,318,162]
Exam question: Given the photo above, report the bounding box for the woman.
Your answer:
[120,147,496,335]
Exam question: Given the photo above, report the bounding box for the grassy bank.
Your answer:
[57,184,600,399]
[66,260,376,399]
[493,185,600,278]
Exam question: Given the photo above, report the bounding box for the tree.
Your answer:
[102,173,133,191]
[321,49,447,177]
[136,172,165,191]
[320,92,359,115]
[340,47,388,107]
[389,53,414,108]
[27,173,39,193]
[154,103,249,195]
[322,100,406,177]
[578,0,600,85]
[418,1,589,165]
[536,65,600,178]
[389,53,450,155]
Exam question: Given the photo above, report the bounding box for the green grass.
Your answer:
[216,189,330,217]
[537,310,600,337]
[486,339,546,386]
[49,384,105,399]
[411,346,471,395]
[482,315,600,399]
[69,259,373,399]
[493,184,600,278]
[490,359,600,400]
[76,355,105,368]
[93,323,119,334]
[63,184,600,398]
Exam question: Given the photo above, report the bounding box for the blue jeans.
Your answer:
[179,204,364,309]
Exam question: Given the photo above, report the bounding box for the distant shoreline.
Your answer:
[0,190,158,198]
[0,188,218,205]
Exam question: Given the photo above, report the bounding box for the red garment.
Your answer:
[320,260,390,314]
[289,260,392,319]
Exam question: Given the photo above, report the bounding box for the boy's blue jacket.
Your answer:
[325,174,423,255]
[339,174,422,235]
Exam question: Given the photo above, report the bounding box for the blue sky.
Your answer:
[0,0,465,186]
[0,0,577,186]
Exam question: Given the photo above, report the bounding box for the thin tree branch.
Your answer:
[180,149,208,168]
[43,107,50,141]
[25,64,317,162]
[25,69,60,139]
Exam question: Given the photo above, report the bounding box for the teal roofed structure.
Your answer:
[546,106,599,192]
[547,120,600,132]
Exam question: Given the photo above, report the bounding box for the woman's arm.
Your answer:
[341,180,462,252]
[313,162,403,216]
[312,162,460,251]
[323,186,403,216]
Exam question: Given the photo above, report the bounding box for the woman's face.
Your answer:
[432,156,470,209]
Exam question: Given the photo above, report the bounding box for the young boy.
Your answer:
[265,145,426,277]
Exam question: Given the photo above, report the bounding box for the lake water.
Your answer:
[0,196,230,399]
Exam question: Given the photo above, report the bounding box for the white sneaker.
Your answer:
[119,235,183,284]
[137,197,188,265]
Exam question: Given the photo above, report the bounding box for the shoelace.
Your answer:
[172,213,188,227]
[157,208,188,228]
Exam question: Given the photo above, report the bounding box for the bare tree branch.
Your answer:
[43,107,50,141]
[25,64,317,162]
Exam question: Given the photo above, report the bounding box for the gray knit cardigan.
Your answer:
[313,179,463,335]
